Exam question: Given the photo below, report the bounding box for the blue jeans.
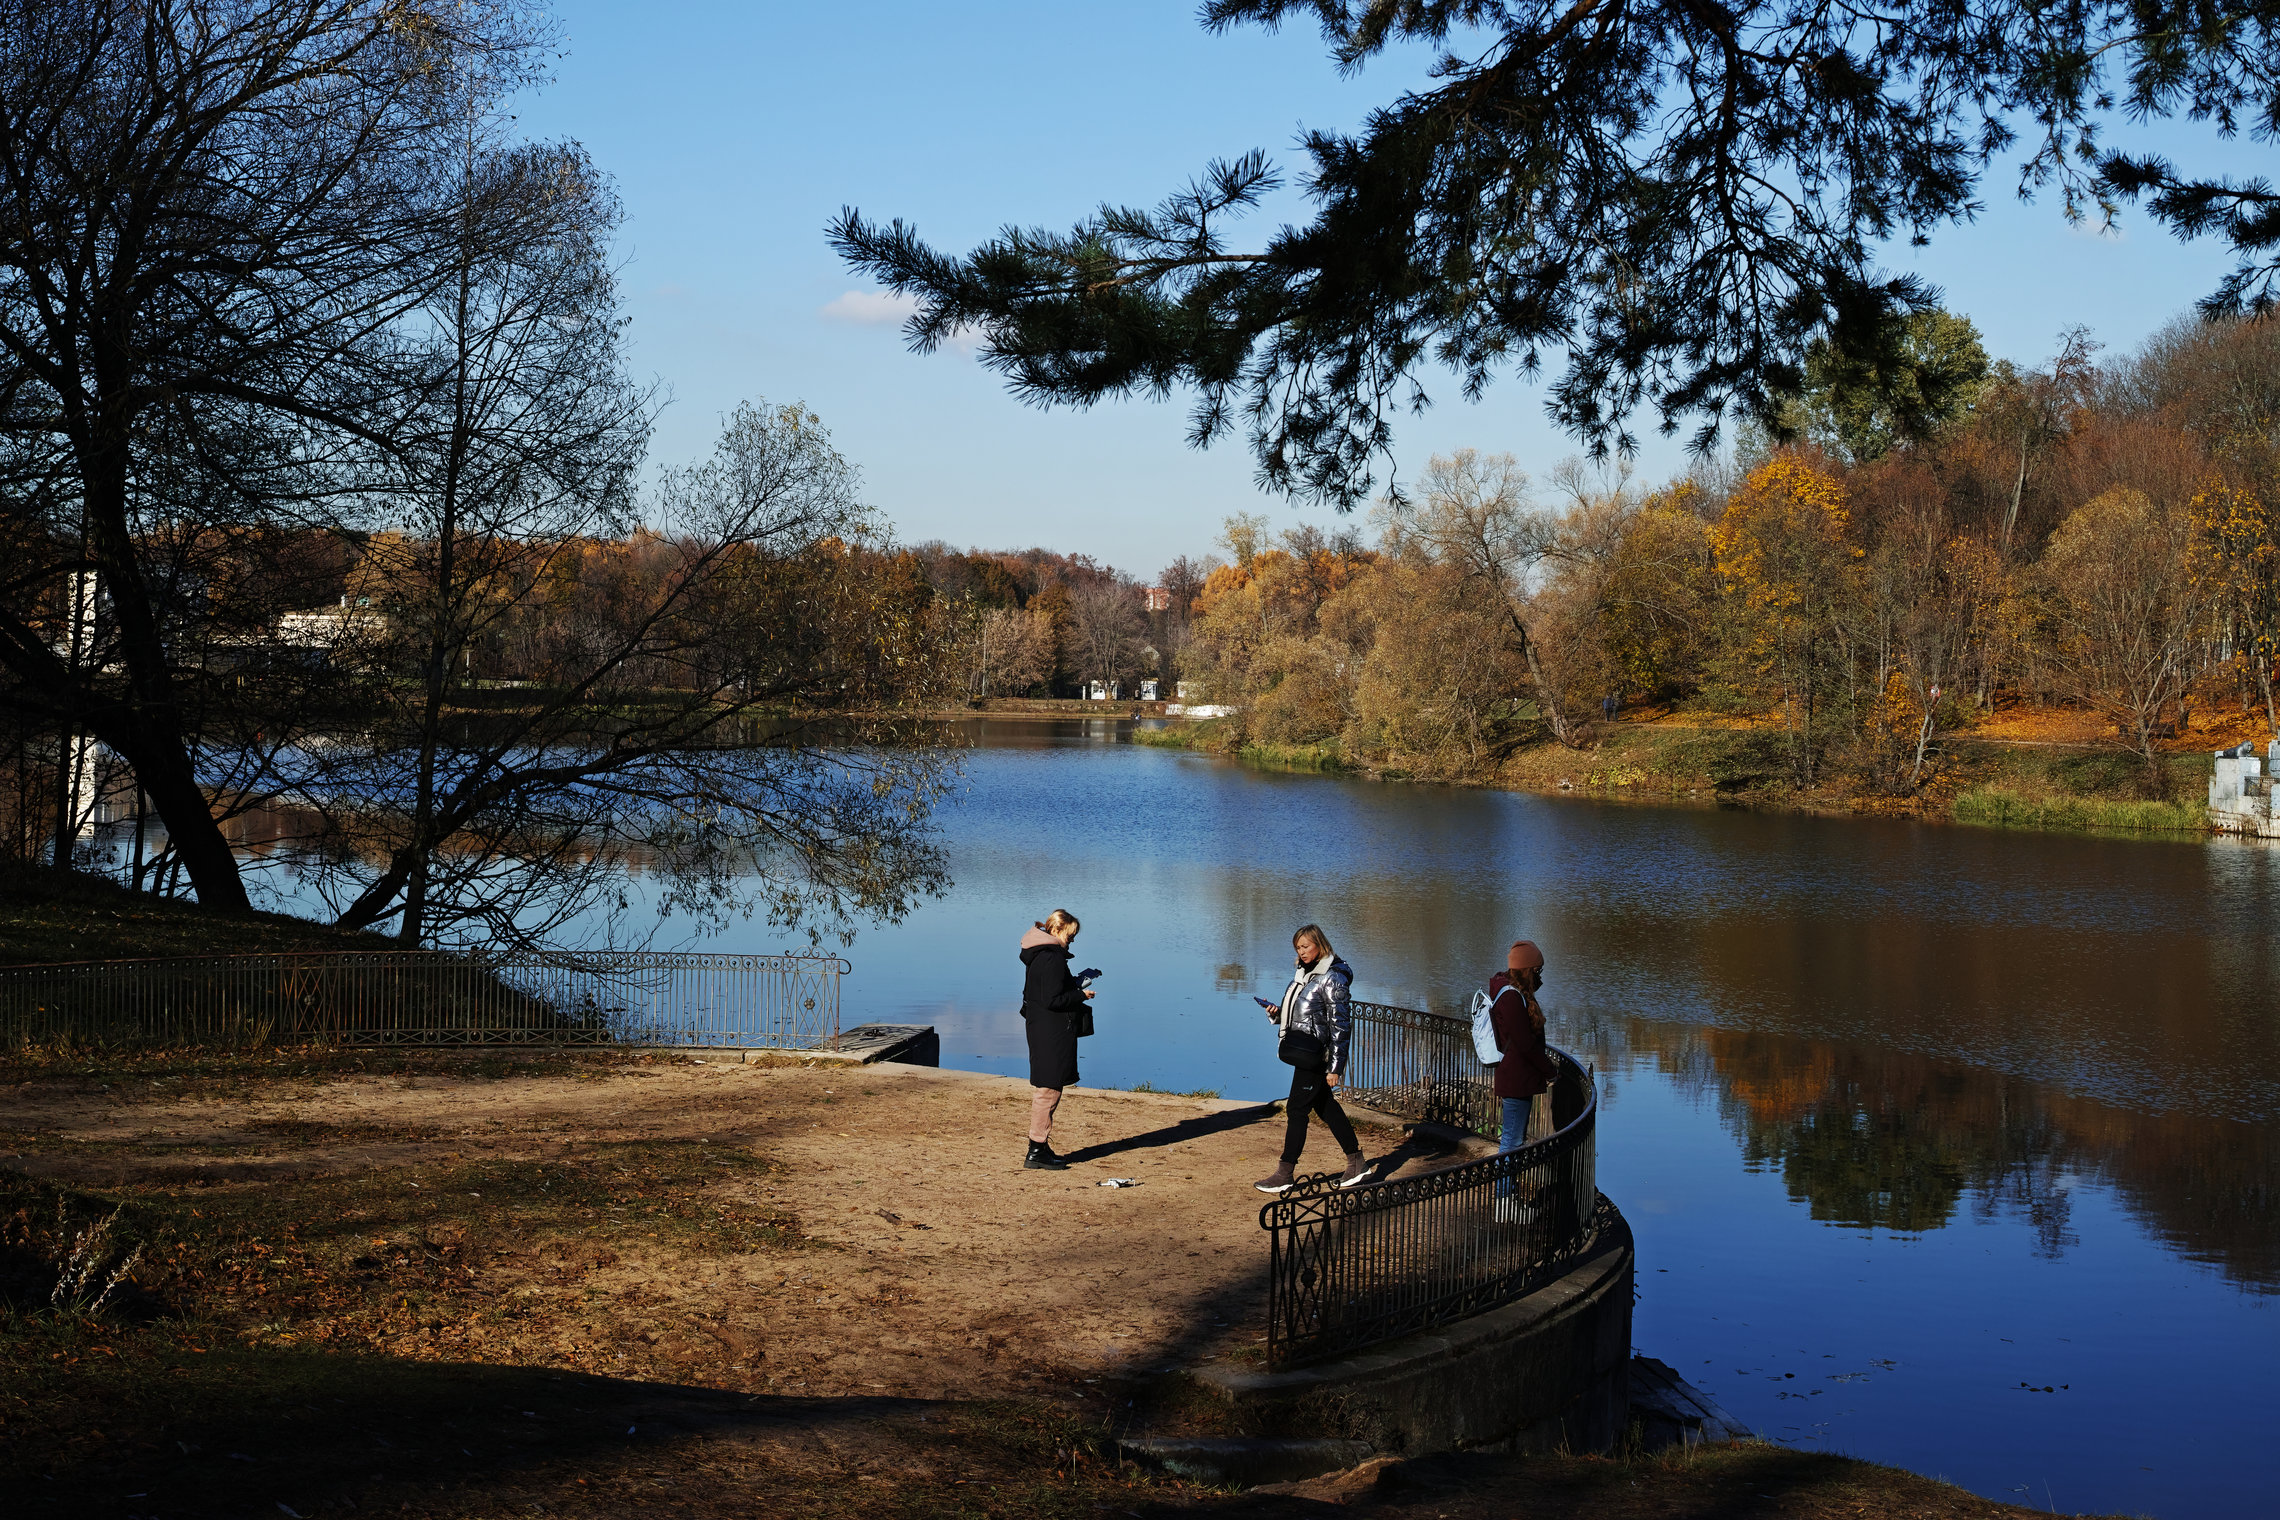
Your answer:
[1499,1096,1531,1196]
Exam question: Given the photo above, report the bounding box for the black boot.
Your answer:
[1024,1140,1069,1171]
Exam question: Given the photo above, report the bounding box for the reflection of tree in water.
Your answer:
[1571,1012,2276,1292]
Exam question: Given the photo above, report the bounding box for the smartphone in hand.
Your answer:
[1252,996,1278,1010]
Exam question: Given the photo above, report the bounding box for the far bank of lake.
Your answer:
[1127,710,2226,838]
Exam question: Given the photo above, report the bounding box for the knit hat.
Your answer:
[1507,940,1545,972]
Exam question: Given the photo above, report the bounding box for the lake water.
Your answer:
[240,716,2276,1518]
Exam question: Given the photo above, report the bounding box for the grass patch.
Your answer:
[1131,719,1229,753]
[1950,786,2208,834]
[1130,721,1346,772]
[1234,739,1345,772]
[1124,1081,1224,1100]
[1492,723,1767,797]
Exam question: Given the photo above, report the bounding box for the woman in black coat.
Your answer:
[1018,908,1094,1171]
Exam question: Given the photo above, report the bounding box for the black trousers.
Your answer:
[1283,1064,1359,1164]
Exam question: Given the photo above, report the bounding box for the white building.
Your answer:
[2209,740,2280,837]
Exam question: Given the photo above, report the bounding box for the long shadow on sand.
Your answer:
[1051,1103,1282,1165]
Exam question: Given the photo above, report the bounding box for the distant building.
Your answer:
[1144,585,1171,613]
[2210,740,2280,837]
[276,596,389,659]
[1139,679,1159,701]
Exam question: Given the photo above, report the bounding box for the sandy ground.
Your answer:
[5,1057,1478,1403]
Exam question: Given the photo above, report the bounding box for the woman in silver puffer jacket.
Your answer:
[1254,923,1371,1193]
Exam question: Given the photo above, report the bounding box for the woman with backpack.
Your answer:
[1253,923,1371,1194]
[1484,939,1557,1221]
[1018,908,1096,1171]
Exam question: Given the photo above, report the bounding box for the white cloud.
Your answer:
[821,288,921,325]
[820,287,985,356]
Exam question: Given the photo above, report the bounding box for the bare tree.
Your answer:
[966,605,1053,697]
[1385,451,1580,746]
[285,402,956,951]
[1067,580,1146,693]
[0,0,545,910]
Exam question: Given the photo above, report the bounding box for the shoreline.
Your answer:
[1128,716,2230,841]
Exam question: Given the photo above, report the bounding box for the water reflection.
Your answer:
[1589,1018,2277,1290]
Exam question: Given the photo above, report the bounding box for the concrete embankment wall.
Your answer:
[1195,1205,1635,1456]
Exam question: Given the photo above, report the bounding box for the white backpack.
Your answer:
[1466,984,1515,1065]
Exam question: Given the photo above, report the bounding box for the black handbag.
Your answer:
[1072,1005,1095,1038]
[1277,1028,1325,1069]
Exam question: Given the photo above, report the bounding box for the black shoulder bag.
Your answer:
[1071,968,1101,1038]
[1277,1027,1325,1069]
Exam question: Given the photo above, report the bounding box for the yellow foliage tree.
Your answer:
[1708,455,1862,784]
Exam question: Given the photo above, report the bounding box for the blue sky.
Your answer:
[514,2,2261,577]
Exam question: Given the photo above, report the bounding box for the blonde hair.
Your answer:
[1036,909,1080,938]
[1293,923,1332,957]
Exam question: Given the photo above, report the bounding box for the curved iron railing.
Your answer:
[1339,997,1504,1136]
[1263,1026,1600,1369]
[0,950,848,1051]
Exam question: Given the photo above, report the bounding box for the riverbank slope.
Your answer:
[1,1051,2094,1518]
[0,864,392,966]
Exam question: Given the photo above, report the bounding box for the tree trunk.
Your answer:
[1504,606,1577,747]
[49,727,75,871]
[80,427,251,911]
[2002,436,2028,550]
[120,734,249,911]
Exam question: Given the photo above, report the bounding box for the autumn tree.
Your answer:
[1336,550,1527,779]
[2193,473,2280,737]
[1388,451,1580,745]
[2036,487,2211,789]
[1859,510,2006,789]
[1186,516,1372,722]
[1586,483,1716,705]
[1708,456,1863,785]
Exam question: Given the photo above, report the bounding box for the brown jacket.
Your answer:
[1485,970,1554,1099]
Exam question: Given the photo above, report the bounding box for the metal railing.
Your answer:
[0,950,847,1051]
[1340,998,1503,1136]
[1263,1030,1601,1370]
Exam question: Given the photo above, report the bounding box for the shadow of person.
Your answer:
[1361,1125,1476,1184]
[1053,1103,1281,1165]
